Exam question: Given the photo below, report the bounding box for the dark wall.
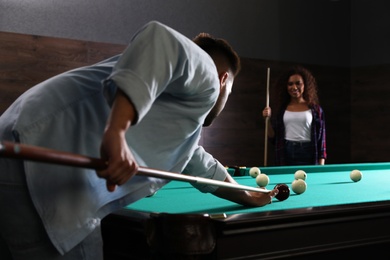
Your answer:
[1,1,390,167]
[0,32,125,114]
[0,0,377,68]
[2,0,389,67]
[277,0,351,67]
[0,31,360,167]
[351,66,390,162]
[351,0,390,66]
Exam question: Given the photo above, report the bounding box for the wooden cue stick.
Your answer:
[264,67,270,167]
[0,141,270,193]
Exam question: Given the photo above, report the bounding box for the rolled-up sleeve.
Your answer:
[103,21,188,124]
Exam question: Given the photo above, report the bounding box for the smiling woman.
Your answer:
[262,66,327,166]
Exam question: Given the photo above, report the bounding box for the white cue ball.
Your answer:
[294,170,307,180]
[256,173,270,187]
[350,169,362,182]
[291,179,307,194]
[249,167,261,178]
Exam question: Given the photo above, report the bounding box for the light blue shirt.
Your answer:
[0,21,228,254]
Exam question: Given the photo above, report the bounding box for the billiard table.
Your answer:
[102,162,390,259]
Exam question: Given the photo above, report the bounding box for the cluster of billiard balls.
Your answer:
[249,167,307,195]
[249,167,290,201]
[249,167,364,201]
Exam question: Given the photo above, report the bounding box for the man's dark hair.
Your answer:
[193,33,241,77]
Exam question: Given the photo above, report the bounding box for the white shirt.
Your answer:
[0,21,227,254]
[284,110,312,141]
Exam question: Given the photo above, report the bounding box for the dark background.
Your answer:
[1,0,390,166]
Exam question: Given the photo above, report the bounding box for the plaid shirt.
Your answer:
[270,104,327,166]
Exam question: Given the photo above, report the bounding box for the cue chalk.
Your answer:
[0,141,272,194]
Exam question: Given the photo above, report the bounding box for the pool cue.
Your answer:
[264,67,270,166]
[0,141,271,194]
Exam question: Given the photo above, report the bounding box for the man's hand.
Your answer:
[96,89,138,191]
[212,174,279,207]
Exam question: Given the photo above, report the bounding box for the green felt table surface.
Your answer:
[124,162,390,215]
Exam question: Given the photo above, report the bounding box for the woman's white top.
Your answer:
[283,110,312,142]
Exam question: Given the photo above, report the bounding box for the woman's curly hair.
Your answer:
[273,65,319,114]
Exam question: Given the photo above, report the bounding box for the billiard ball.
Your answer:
[291,179,307,194]
[255,173,269,187]
[294,170,307,180]
[249,167,261,178]
[274,183,290,201]
[350,169,362,182]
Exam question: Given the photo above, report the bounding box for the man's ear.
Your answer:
[219,71,229,88]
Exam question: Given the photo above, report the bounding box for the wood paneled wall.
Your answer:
[1,31,388,167]
[0,32,125,114]
[351,66,390,163]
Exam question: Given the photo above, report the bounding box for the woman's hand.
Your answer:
[262,107,272,118]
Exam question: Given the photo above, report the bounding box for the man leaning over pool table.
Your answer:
[0,21,278,260]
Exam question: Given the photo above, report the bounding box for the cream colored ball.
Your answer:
[249,167,261,178]
[256,173,269,187]
[294,170,307,180]
[291,179,307,194]
[350,169,362,182]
